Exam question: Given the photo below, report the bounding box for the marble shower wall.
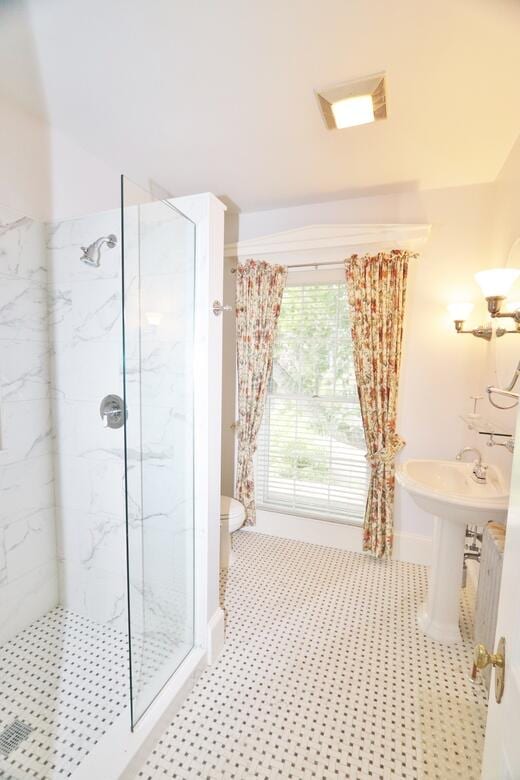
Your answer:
[1,202,194,651]
[0,207,58,644]
[47,209,128,632]
[0,199,198,666]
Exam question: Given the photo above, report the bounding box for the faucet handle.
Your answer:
[472,462,488,483]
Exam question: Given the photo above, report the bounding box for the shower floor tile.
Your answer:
[135,531,488,780]
[0,607,128,779]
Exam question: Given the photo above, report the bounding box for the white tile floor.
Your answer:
[135,531,488,780]
[0,608,128,779]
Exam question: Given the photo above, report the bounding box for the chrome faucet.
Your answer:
[456,447,488,484]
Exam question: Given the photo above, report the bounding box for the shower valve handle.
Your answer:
[100,394,126,429]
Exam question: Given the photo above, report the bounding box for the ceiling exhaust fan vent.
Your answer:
[316,73,387,130]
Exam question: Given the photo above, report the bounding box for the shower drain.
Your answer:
[0,719,33,757]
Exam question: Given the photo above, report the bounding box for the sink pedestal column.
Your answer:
[418,515,466,643]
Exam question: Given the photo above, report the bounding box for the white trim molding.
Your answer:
[248,509,431,566]
[225,223,431,263]
[207,607,226,664]
[174,192,226,657]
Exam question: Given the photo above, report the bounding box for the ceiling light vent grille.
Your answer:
[316,73,387,130]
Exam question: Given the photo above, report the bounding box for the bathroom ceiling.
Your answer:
[1,0,520,212]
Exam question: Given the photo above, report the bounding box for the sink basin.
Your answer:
[397,459,509,526]
[397,459,509,644]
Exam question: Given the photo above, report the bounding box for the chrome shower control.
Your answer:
[100,394,126,429]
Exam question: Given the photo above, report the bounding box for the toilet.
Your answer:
[220,495,246,569]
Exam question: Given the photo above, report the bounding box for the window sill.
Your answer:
[256,503,363,528]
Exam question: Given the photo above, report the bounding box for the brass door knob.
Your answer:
[474,643,504,671]
[472,637,506,703]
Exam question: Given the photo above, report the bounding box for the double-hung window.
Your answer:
[256,280,369,524]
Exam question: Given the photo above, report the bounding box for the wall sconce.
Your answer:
[450,268,520,339]
[447,303,494,340]
[474,268,520,330]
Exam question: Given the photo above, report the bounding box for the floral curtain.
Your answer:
[345,250,416,558]
[235,259,287,525]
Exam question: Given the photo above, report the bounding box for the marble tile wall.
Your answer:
[47,209,128,633]
[47,204,195,651]
[1,201,195,663]
[1,201,196,678]
[0,207,58,644]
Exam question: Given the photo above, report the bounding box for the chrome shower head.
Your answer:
[80,234,117,267]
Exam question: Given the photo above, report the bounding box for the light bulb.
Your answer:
[331,95,374,129]
[447,302,474,321]
[474,268,520,298]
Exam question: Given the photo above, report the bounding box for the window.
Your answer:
[256,281,369,524]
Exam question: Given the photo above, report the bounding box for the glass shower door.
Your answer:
[121,176,195,726]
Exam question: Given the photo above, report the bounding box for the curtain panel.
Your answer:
[345,249,416,558]
[235,259,287,525]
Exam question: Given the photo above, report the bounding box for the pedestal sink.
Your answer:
[396,459,508,643]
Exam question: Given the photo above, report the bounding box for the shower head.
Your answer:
[80,234,117,267]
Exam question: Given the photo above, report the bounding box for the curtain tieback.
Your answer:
[366,435,405,467]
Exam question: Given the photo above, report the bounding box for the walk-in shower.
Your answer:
[0,177,206,779]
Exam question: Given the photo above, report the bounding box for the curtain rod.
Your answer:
[230,261,346,273]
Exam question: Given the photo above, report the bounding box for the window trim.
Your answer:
[255,500,364,528]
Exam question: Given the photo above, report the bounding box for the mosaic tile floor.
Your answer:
[0,608,128,779]
[136,531,488,780]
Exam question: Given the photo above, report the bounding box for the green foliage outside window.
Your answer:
[265,283,365,487]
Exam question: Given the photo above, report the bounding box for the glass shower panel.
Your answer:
[121,176,195,726]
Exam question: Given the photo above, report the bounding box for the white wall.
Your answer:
[478,132,520,480]
[0,92,121,223]
[490,134,520,262]
[221,255,237,496]
[0,94,50,221]
[223,183,503,549]
[48,124,121,222]
[0,205,58,643]
[174,193,226,661]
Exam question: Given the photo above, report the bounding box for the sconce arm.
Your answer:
[485,296,520,325]
[454,321,492,340]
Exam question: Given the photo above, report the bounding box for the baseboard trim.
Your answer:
[393,529,431,566]
[248,509,431,566]
[207,607,225,664]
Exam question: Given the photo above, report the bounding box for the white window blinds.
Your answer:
[256,281,369,524]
